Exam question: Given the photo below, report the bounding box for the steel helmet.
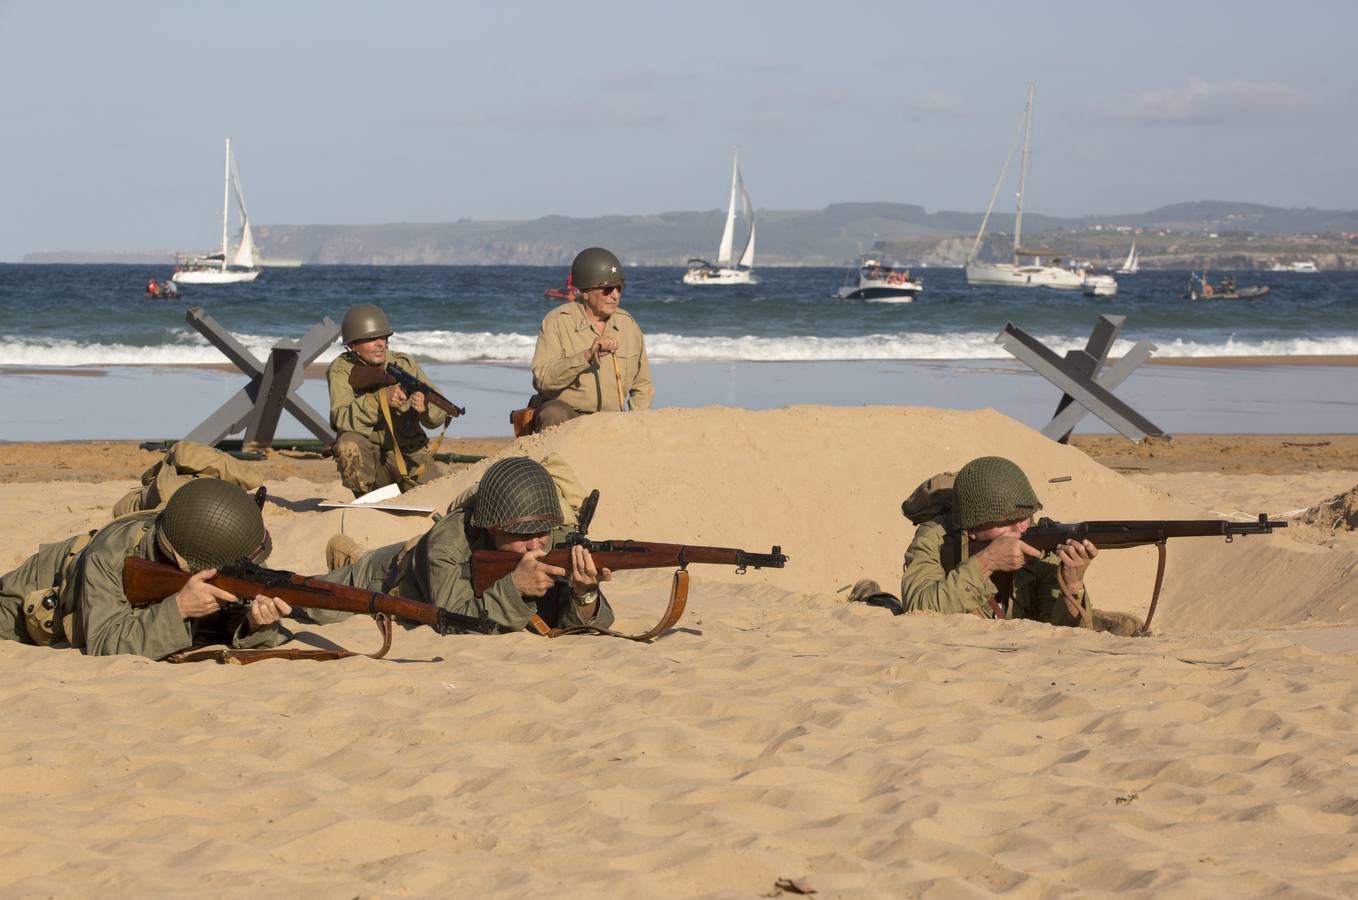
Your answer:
[156,478,272,571]
[570,247,624,291]
[341,303,393,345]
[470,458,563,535]
[951,456,1043,531]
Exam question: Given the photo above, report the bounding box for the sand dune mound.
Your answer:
[269,406,1356,632]
[1298,484,1358,531]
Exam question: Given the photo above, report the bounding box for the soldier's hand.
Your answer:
[386,385,409,407]
[511,548,567,598]
[974,536,1043,576]
[173,568,238,620]
[568,544,613,599]
[409,391,427,414]
[1055,539,1098,594]
[588,336,618,361]
[245,595,293,629]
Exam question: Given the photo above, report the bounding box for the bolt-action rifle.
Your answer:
[467,489,789,640]
[941,514,1288,632]
[123,557,496,662]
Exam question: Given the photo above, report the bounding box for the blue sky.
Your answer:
[1,0,1354,260]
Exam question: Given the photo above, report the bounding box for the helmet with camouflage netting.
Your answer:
[470,457,563,535]
[341,303,393,345]
[951,456,1043,531]
[156,478,272,571]
[570,247,624,291]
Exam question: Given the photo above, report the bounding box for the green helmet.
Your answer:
[341,303,393,344]
[951,456,1042,531]
[470,458,563,535]
[156,478,272,571]
[570,247,624,291]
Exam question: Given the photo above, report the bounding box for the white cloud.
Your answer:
[1102,79,1312,125]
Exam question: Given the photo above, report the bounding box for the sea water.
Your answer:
[1,264,1355,439]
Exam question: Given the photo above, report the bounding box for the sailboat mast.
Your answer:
[220,138,231,271]
[1013,84,1033,265]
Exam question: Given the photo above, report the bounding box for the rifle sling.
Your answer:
[376,388,412,482]
[527,569,688,643]
[166,612,395,665]
[1139,542,1168,635]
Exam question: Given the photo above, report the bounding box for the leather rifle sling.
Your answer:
[167,613,394,665]
[527,569,689,642]
[376,388,411,482]
[1138,542,1168,635]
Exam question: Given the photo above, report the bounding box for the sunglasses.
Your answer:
[595,284,623,296]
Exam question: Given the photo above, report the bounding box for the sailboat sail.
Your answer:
[233,220,258,269]
[737,182,755,268]
[716,152,740,265]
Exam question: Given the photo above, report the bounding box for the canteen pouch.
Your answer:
[22,589,59,645]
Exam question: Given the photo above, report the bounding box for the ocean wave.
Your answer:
[5,330,1358,367]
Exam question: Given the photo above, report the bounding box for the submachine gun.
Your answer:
[348,362,466,418]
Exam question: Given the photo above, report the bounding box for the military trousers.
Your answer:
[333,431,449,497]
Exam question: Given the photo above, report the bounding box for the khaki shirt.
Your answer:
[328,350,448,453]
[320,506,614,634]
[531,302,654,413]
[900,520,1089,626]
[58,515,284,659]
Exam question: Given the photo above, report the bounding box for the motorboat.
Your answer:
[965,85,1116,295]
[1081,270,1118,297]
[173,138,262,285]
[1269,260,1318,273]
[1183,273,1270,300]
[836,257,922,301]
[682,149,757,286]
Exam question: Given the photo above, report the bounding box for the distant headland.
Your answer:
[23,200,1358,269]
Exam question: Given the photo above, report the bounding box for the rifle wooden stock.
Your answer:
[348,363,466,417]
[123,557,496,634]
[469,538,788,597]
[942,514,1288,567]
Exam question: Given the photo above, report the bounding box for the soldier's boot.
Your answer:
[844,579,905,616]
[1090,608,1145,637]
[325,533,369,571]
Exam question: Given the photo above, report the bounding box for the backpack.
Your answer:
[901,471,957,525]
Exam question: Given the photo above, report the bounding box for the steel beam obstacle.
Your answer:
[995,315,1169,443]
[182,307,339,450]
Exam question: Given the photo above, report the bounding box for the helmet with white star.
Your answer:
[570,247,624,291]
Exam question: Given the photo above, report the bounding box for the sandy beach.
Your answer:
[3,407,1358,896]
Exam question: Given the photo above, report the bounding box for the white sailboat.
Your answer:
[1115,243,1139,274]
[173,138,262,285]
[682,149,757,285]
[966,85,1110,293]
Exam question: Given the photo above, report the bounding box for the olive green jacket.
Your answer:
[319,507,615,634]
[328,350,448,453]
[55,515,284,659]
[530,302,654,413]
[0,533,87,645]
[900,519,1089,626]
